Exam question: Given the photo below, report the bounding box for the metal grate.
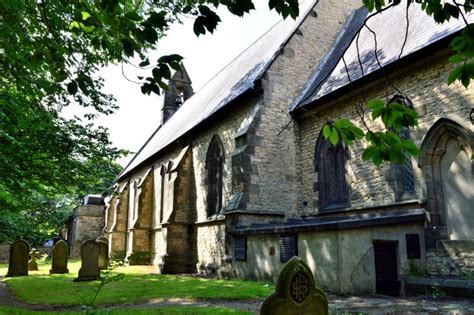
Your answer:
[280,234,298,263]
[234,237,247,261]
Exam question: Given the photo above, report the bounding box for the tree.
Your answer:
[0,157,122,244]
[0,0,302,238]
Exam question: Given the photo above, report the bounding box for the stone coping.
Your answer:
[223,209,285,217]
[195,216,226,226]
[303,199,423,217]
[232,208,425,236]
[404,276,474,290]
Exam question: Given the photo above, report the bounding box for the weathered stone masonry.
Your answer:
[102,1,473,296]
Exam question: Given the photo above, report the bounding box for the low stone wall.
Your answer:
[426,241,474,276]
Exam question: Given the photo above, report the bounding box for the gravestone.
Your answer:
[260,257,328,315]
[6,240,30,277]
[0,242,12,263]
[50,240,69,274]
[74,240,100,281]
[28,248,39,271]
[97,240,109,270]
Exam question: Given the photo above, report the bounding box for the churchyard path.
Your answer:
[1,275,474,314]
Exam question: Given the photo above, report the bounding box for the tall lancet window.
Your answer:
[206,135,224,217]
[389,95,416,201]
[315,126,350,211]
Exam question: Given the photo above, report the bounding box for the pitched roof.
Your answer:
[293,2,474,110]
[118,0,318,179]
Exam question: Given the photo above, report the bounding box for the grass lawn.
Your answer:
[0,306,253,314]
[1,260,273,306]
[0,263,8,276]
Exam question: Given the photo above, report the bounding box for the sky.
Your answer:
[90,2,284,166]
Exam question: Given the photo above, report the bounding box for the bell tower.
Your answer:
[161,64,193,125]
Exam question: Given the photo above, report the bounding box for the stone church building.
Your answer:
[103,0,474,295]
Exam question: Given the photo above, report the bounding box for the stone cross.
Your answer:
[6,240,30,277]
[74,240,100,282]
[50,240,69,274]
[97,239,109,270]
[28,248,39,271]
[260,257,328,315]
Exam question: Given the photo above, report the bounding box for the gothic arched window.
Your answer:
[388,95,416,201]
[314,127,350,211]
[206,135,224,217]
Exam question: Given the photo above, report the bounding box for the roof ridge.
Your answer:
[118,0,319,179]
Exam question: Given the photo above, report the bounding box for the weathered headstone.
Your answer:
[6,240,30,277]
[260,257,328,315]
[97,240,109,270]
[28,248,39,271]
[50,240,69,274]
[74,240,100,282]
[0,242,12,263]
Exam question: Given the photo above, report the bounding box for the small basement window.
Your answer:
[280,234,298,263]
[234,237,247,261]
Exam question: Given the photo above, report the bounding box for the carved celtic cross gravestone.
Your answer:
[260,256,328,315]
[74,240,100,282]
[50,240,69,274]
[6,240,30,277]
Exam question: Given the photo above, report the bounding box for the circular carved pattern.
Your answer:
[290,271,309,303]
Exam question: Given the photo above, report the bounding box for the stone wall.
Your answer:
[109,183,129,258]
[130,170,154,264]
[426,241,474,276]
[111,0,371,274]
[69,205,105,257]
[297,53,474,214]
[162,149,198,273]
[249,0,362,215]
[296,52,474,276]
[234,223,424,294]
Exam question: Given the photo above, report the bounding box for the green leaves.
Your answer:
[322,123,339,145]
[322,97,420,167]
[361,132,420,167]
[67,81,78,95]
[368,98,419,131]
[269,0,299,19]
[222,0,255,16]
[139,55,183,95]
[362,0,395,12]
[193,5,221,36]
[448,27,474,88]
[323,119,364,146]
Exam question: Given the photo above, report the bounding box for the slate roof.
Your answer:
[232,209,426,235]
[292,2,474,110]
[118,0,318,179]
